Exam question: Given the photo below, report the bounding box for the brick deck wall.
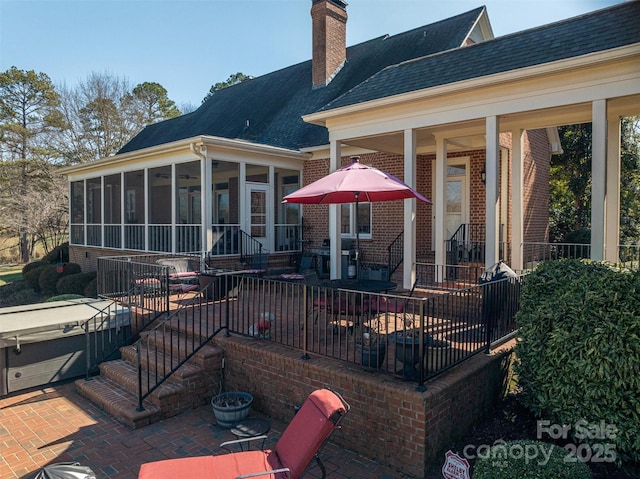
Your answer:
[214,335,515,478]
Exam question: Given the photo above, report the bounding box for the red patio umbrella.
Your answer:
[283,157,430,279]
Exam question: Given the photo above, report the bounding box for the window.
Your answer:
[341,203,371,238]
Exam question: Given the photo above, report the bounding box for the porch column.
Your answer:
[171,163,177,253]
[403,129,417,290]
[485,116,500,267]
[605,113,621,263]
[434,135,447,282]
[511,130,524,271]
[591,100,607,261]
[202,151,213,254]
[239,162,247,232]
[329,139,342,279]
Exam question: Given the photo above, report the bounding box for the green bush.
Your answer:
[56,272,96,296]
[23,265,49,292]
[473,440,592,479]
[22,260,47,275]
[515,260,640,463]
[1,288,41,307]
[38,263,82,295]
[43,242,69,264]
[84,277,98,298]
[44,294,86,302]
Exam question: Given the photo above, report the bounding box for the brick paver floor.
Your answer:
[0,381,412,479]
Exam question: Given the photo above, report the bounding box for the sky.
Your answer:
[0,0,625,109]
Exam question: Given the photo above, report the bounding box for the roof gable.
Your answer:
[118,7,485,154]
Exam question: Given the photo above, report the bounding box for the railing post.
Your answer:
[136,344,144,412]
[416,299,426,392]
[84,321,91,380]
[301,283,310,360]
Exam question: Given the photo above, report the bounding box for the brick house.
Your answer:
[60,1,640,290]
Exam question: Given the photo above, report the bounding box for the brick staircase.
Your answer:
[75,318,224,429]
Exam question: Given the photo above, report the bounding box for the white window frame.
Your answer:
[340,203,372,239]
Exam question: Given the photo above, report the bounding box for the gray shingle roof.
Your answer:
[118,7,484,154]
[322,1,640,112]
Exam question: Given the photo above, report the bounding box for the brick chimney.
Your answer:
[311,0,347,88]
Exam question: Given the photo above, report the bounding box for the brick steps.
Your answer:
[75,375,161,429]
[75,321,224,429]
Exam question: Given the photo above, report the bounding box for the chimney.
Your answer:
[311,0,347,88]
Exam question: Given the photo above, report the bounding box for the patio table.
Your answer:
[327,279,397,293]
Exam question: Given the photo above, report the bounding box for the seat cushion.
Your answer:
[138,450,287,479]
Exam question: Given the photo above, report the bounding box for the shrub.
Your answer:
[473,440,592,479]
[515,260,640,463]
[43,242,69,264]
[44,294,86,302]
[1,288,41,307]
[56,272,97,296]
[23,265,49,292]
[84,278,98,298]
[38,263,82,295]
[22,260,47,275]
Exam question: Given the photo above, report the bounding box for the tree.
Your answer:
[0,67,65,262]
[56,73,182,165]
[549,117,640,244]
[203,72,252,103]
[125,81,180,127]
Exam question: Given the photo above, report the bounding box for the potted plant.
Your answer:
[390,330,450,379]
[356,331,386,368]
[210,391,253,428]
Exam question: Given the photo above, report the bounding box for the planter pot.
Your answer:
[425,344,452,373]
[390,332,422,379]
[211,392,253,428]
[356,341,386,368]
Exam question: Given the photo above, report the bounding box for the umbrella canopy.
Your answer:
[283,157,430,280]
[282,158,431,205]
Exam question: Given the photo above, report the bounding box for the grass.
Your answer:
[0,264,23,286]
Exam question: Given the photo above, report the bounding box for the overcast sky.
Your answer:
[0,0,624,108]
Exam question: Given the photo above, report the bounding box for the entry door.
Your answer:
[432,161,469,248]
[245,184,271,250]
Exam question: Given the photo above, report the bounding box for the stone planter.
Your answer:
[210,392,253,428]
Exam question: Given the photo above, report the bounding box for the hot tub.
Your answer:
[0,298,130,396]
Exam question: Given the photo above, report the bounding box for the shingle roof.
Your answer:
[322,1,640,112]
[118,7,484,154]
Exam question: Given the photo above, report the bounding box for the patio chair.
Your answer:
[138,388,351,479]
[157,257,200,297]
[303,270,329,324]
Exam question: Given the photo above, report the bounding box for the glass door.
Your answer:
[246,183,271,250]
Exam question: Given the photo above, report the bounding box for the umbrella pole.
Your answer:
[355,193,360,282]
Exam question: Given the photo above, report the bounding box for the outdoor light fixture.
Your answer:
[480,168,486,184]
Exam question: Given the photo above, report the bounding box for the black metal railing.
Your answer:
[202,272,523,389]
[415,262,486,289]
[387,231,404,276]
[82,300,133,377]
[238,230,266,265]
[522,242,591,270]
[133,274,238,411]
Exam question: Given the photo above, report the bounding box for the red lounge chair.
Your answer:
[138,388,350,479]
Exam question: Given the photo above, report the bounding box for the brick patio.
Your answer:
[0,381,412,479]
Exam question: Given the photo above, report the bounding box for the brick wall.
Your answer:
[215,335,514,478]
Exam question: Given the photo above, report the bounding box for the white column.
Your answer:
[403,129,417,290]
[434,135,447,282]
[591,100,607,261]
[329,140,342,279]
[485,116,500,267]
[202,153,213,254]
[144,169,149,251]
[511,130,524,271]
[239,162,247,231]
[120,172,125,249]
[605,113,621,263]
[171,163,176,253]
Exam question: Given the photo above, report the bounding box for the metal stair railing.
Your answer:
[238,230,265,265]
[387,231,404,276]
[134,276,234,411]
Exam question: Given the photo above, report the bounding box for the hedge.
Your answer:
[515,260,640,463]
[39,263,82,295]
[56,272,97,296]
